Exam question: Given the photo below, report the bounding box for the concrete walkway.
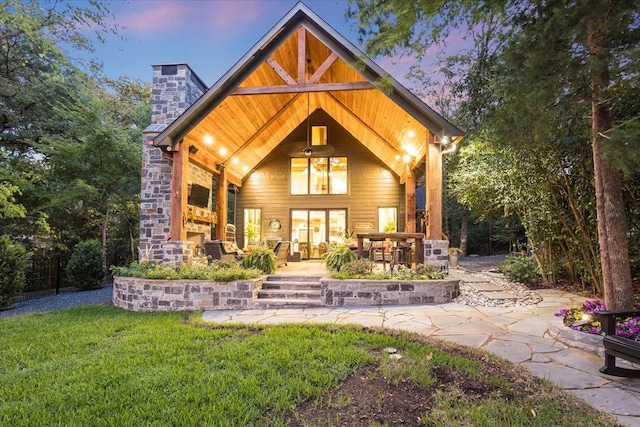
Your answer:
[203,260,640,426]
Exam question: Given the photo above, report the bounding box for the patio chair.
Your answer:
[273,241,291,267]
[204,240,243,263]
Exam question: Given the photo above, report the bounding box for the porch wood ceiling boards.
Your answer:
[157,4,462,186]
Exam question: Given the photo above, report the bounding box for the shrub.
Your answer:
[322,245,357,271]
[0,237,29,307]
[66,239,106,290]
[339,258,376,276]
[111,261,262,281]
[499,253,539,285]
[393,264,446,280]
[241,246,276,274]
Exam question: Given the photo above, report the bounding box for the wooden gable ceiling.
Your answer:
[156,5,462,187]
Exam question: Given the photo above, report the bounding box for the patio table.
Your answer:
[356,233,425,264]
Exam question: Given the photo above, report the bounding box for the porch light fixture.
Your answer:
[303,146,312,156]
[441,135,458,155]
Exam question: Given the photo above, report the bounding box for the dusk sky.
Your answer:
[80,0,440,89]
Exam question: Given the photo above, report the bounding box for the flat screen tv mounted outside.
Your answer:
[188,183,210,208]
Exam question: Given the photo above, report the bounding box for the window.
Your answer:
[378,207,397,233]
[312,126,327,146]
[243,208,262,244]
[290,157,347,195]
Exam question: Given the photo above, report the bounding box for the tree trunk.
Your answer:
[459,208,468,256]
[588,9,634,310]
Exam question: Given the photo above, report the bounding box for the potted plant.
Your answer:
[449,247,462,269]
[244,221,260,245]
[322,245,357,272]
[241,246,276,274]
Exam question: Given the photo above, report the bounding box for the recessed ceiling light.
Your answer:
[204,135,213,145]
[220,147,228,156]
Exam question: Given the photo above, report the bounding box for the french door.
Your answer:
[291,209,346,259]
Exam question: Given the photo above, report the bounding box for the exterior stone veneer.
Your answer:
[113,276,460,312]
[424,240,450,273]
[320,278,459,307]
[113,277,262,312]
[139,64,207,264]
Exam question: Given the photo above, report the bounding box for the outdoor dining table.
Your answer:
[356,232,425,264]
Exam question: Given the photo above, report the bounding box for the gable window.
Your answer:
[291,157,347,195]
[312,125,327,146]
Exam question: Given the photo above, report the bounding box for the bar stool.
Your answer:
[369,241,388,272]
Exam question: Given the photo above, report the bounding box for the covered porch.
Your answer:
[140,4,463,265]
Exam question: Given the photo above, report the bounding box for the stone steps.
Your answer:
[253,275,323,308]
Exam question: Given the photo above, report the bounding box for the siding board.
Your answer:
[236,110,406,248]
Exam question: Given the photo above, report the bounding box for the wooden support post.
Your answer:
[170,141,188,241]
[405,165,416,233]
[215,165,228,240]
[426,133,443,239]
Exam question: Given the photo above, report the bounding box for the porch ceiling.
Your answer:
[157,6,462,186]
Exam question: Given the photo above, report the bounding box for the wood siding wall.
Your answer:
[236,109,406,247]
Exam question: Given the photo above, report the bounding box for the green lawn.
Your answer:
[0,305,619,426]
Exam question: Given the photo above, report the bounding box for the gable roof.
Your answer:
[152,2,463,186]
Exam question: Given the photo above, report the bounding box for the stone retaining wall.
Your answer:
[320,278,459,307]
[113,277,461,312]
[113,277,262,312]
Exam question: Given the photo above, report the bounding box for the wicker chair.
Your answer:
[204,240,243,263]
[273,241,291,267]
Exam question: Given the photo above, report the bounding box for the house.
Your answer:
[140,2,463,264]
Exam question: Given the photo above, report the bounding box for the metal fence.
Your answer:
[20,253,69,302]
[20,251,126,302]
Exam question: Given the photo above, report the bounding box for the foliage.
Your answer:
[382,220,396,233]
[322,245,357,272]
[393,264,446,280]
[66,239,106,290]
[0,236,29,307]
[347,0,640,308]
[0,183,26,220]
[111,261,262,281]
[244,221,259,242]
[0,2,144,267]
[329,262,446,280]
[241,246,276,274]
[499,253,540,286]
[338,258,376,276]
[555,300,640,340]
[0,306,618,426]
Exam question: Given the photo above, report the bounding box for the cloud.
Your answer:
[111,0,264,36]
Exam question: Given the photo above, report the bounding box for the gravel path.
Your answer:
[0,284,113,320]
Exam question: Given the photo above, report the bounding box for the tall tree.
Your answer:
[348,0,639,308]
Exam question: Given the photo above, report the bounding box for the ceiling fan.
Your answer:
[281,91,335,158]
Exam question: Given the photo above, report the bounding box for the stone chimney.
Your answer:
[139,64,207,263]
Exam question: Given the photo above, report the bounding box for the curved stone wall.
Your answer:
[113,277,262,312]
[113,277,461,312]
